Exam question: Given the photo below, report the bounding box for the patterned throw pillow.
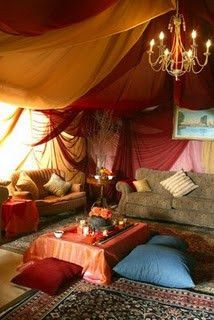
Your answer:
[133,179,151,192]
[16,172,39,200]
[44,173,71,197]
[160,170,198,197]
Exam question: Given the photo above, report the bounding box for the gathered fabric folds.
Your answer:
[0,0,175,109]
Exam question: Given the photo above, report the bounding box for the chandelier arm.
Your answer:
[191,63,209,74]
[150,63,164,72]
[195,54,209,68]
[148,54,164,67]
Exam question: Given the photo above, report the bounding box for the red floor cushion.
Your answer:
[11,258,83,295]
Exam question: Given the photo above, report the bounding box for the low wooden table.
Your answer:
[23,222,149,284]
[2,199,39,238]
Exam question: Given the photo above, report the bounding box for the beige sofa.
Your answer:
[10,169,87,216]
[116,167,214,229]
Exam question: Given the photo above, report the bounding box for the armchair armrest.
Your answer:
[12,191,32,200]
[116,181,134,215]
[116,181,133,195]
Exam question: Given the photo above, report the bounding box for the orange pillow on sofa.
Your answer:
[11,258,83,296]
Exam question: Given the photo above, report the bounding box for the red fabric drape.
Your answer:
[112,106,187,180]
[0,0,118,35]
[73,13,173,114]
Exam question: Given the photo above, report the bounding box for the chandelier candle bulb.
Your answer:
[159,31,165,45]
[191,29,197,45]
[206,40,211,53]
[149,39,155,52]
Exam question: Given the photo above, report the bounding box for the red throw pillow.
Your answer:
[11,258,83,295]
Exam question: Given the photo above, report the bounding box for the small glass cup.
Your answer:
[102,229,108,237]
[83,225,89,236]
[79,219,86,228]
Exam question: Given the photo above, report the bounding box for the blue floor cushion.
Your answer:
[147,235,188,251]
[113,244,195,289]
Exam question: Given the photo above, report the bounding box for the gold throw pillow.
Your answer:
[43,173,71,197]
[133,179,151,192]
[16,172,39,200]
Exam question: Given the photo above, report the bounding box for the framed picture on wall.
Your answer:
[173,106,214,141]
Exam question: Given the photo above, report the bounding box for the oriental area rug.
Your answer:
[0,278,213,320]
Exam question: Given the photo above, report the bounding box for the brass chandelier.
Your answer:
[147,0,211,80]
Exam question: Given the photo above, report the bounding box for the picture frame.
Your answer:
[173,106,214,141]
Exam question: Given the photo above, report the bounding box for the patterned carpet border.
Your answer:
[0,278,213,320]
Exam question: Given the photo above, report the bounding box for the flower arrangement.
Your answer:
[89,207,112,220]
[99,167,112,177]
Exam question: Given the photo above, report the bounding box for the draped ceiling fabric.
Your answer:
[0,0,213,182]
[0,0,175,110]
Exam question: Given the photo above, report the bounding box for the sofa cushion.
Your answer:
[44,173,72,197]
[133,179,151,192]
[172,196,214,213]
[36,191,86,207]
[127,192,172,210]
[160,170,198,197]
[16,172,39,200]
[113,244,195,289]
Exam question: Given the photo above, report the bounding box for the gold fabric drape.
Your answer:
[202,141,214,173]
[0,0,175,110]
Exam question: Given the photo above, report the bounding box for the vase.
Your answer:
[89,216,112,231]
[96,154,106,174]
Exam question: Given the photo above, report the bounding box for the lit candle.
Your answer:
[119,220,124,226]
[191,29,197,45]
[79,219,86,228]
[83,226,89,236]
[206,39,211,53]
[102,229,108,237]
[149,39,155,52]
[159,31,164,45]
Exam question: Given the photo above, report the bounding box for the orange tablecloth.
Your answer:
[2,199,39,238]
[23,222,149,284]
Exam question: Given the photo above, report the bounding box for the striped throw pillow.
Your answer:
[160,170,198,197]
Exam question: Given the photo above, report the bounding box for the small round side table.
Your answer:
[86,177,114,208]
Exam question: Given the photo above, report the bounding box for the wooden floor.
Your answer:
[0,249,29,308]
